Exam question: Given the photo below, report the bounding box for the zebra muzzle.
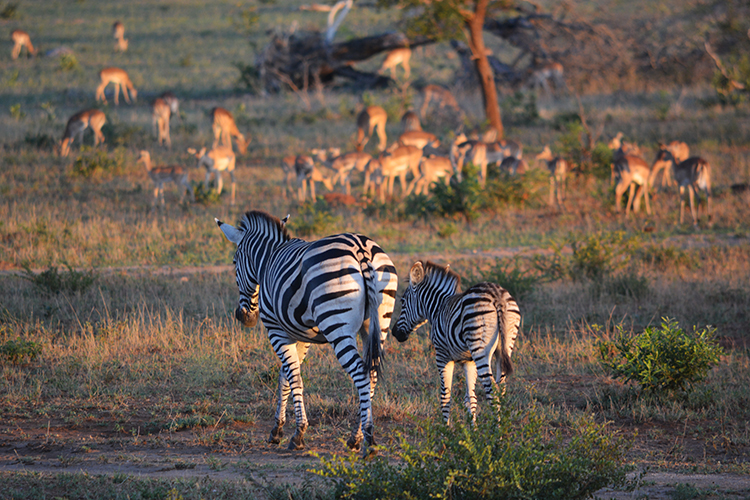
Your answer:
[235,306,258,328]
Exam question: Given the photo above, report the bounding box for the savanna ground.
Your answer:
[1,0,750,498]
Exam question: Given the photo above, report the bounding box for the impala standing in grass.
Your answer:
[11,29,36,59]
[293,155,334,202]
[210,107,249,154]
[112,21,128,52]
[393,261,520,423]
[536,145,568,208]
[215,210,398,455]
[138,151,194,207]
[187,146,237,205]
[378,47,411,80]
[613,154,652,216]
[650,150,712,227]
[401,110,422,132]
[355,105,387,152]
[365,145,422,198]
[152,98,172,148]
[96,67,137,106]
[407,155,453,196]
[451,135,488,185]
[311,148,370,197]
[651,141,689,187]
[59,109,106,157]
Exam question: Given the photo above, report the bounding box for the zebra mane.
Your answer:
[423,260,461,291]
[237,210,291,241]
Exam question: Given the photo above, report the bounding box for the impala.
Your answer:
[401,110,422,132]
[486,138,523,166]
[112,21,128,52]
[365,145,422,198]
[613,155,652,216]
[280,155,297,199]
[498,156,528,175]
[608,133,642,186]
[356,105,387,152]
[650,150,712,227]
[420,85,464,120]
[526,62,565,94]
[450,134,488,185]
[152,98,172,148]
[211,107,249,154]
[59,109,106,157]
[96,67,137,106]
[11,30,36,59]
[536,146,568,208]
[393,130,440,151]
[138,151,194,207]
[651,141,689,187]
[294,155,334,202]
[187,146,237,205]
[406,155,452,196]
[311,148,370,196]
[378,47,411,80]
[159,91,179,116]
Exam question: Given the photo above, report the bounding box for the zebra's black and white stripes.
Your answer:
[393,261,521,423]
[216,211,397,454]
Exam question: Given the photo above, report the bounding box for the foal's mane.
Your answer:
[238,210,291,241]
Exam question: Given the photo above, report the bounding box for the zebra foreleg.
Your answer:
[462,361,479,423]
[438,360,456,424]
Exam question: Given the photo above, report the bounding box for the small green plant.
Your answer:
[569,232,639,282]
[430,163,482,222]
[40,102,56,121]
[288,201,342,237]
[315,399,630,500]
[179,55,194,68]
[599,318,724,394]
[71,148,124,178]
[21,263,97,295]
[436,221,458,239]
[192,182,222,205]
[58,53,81,72]
[0,2,18,19]
[0,339,42,365]
[10,103,25,121]
[465,258,540,299]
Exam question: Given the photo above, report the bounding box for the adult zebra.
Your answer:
[392,261,520,423]
[215,211,398,454]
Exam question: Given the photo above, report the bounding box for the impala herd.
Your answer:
[10,30,715,225]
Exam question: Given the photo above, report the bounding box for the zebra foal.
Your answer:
[216,211,398,454]
[393,261,521,423]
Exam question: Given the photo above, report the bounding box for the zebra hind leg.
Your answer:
[269,369,290,444]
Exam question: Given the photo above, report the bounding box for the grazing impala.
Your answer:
[365,145,422,198]
[394,131,441,151]
[407,155,452,196]
[311,148,370,196]
[11,30,36,59]
[294,155,334,202]
[112,21,128,52]
[526,62,565,94]
[152,98,172,148]
[96,67,137,106]
[450,134,488,185]
[613,155,652,216]
[486,139,523,166]
[420,85,464,120]
[401,110,422,132]
[59,109,106,157]
[378,47,411,80]
[187,146,237,205]
[536,146,568,208]
[138,151,194,207]
[210,107,249,154]
[651,141,689,187]
[356,105,387,152]
[650,150,712,227]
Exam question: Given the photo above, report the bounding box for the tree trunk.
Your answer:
[466,0,504,138]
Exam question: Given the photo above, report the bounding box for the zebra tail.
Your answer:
[498,289,521,378]
[362,260,383,380]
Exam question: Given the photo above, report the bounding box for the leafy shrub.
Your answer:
[21,263,97,295]
[59,54,81,72]
[71,147,125,178]
[0,339,42,365]
[569,232,639,282]
[288,202,342,237]
[501,90,539,125]
[402,193,436,221]
[430,163,482,222]
[10,103,25,121]
[192,181,222,205]
[315,400,631,500]
[465,258,540,299]
[599,318,723,394]
[590,142,614,181]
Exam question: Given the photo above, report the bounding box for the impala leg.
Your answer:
[615,181,627,213]
[549,176,555,206]
[679,186,686,224]
[96,83,107,104]
[113,83,121,106]
[215,172,224,195]
[122,83,131,104]
[229,171,236,206]
[643,182,651,215]
[688,185,698,227]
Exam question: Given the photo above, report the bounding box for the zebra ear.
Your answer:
[281,214,290,226]
[409,261,424,285]
[215,218,244,245]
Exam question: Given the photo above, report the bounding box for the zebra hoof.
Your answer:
[268,426,284,445]
[346,433,362,452]
[288,432,305,451]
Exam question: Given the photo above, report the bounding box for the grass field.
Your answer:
[2,0,750,498]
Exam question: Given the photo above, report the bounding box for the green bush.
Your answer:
[192,181,222,205]
[465,258,540,299]
[569,232,639,282]
[0,338,42,365]
[430,163,482,222]
[314,400,630,500]
[288,201,342,237]
[599,318,723,394]
[71,147,125,178]
[21,263,97,295]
